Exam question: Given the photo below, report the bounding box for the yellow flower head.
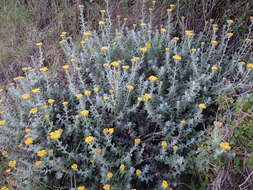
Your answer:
[59,40,66,44]
[30,108,38,114]
[49,129,63,139]
[126,85,134,90]
[71,163,78,170]
[145,42,152,49]
[32,88,41,93]
[60,31,67,36]
[131,57,140,62]
[143,93,152,100]
[172,145,179,151]
[80,109,89,116]
[107,172,113,178]
[111,61,121,67]
[172,37,180,41]
[185,30,194,36]
[160,28,167,32]
[80,40,86,44]
[122,65,130,69]
[13,76,25,81]
[103,184,110,190]
[2,151,8,156]
[37,150,47,157]
[99,20,106,25]
[191,48,197,52]
[100,10,106,13]
[35,42,43,46]
[136,169,142,175]
[220,142,231,150]
[140,23,147,27]
[211,66,218,71]
[226,32,233,38]
[62,101,69,106]
[22,67,29,71]
[22,93,30,99]
[103,63,110,68]
[62,65,70,70]
[84,90,91,96]
[161,141,168,147]
[85,136,94,143]
[180,120,187,124]
[103,96,109,101]
[134,138,141,144]
[25,128,31,133]
[77,186,86,190]
[119,164,125,170]
[0,120,6,126]
[48,99,55,104]
[172,55,182,61]
[95,148,102,154]
[247,63,253,69]
[140,47,148,53]
[226,19,234,24]
[161,180,169,188]
[198,104,206,109]
[100,46,109,51]
[108,128,114,134]
[149,7,154,12]
[79,4,85,8]
[5,169,11,173]
[83,32,92,37]
[0,187,9,190]
[148,75,158,81]
[8,160,16,167]
[24,138,33,145]
[103,128,109,134]
[75,94,83,99]
[39,67,48,72]
[211,40,218,45]
[94,88,100,92]
[35,161,44,166]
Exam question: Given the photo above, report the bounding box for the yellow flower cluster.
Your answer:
[198,104,206,109]
[161,180,169,188]
[172,55,182,61]
[103,128,114,134]
[37,150,47,157]
[126,85,134,90]
[8,160,16,167]
[220,142,231,150]
[49,129,63,139]
[148,75,158,81]
[0,120,6,126]
[107,172,113,178]
[71,163,78,170]
[80,109,89,116]
[85,136,94,143]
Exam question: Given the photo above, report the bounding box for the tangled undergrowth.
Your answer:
[0,2,253,190]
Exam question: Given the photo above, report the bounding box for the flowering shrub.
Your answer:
[0,3,253,190]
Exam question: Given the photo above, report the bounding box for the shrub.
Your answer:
[188,93,253,189]
[0,3,253,190]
